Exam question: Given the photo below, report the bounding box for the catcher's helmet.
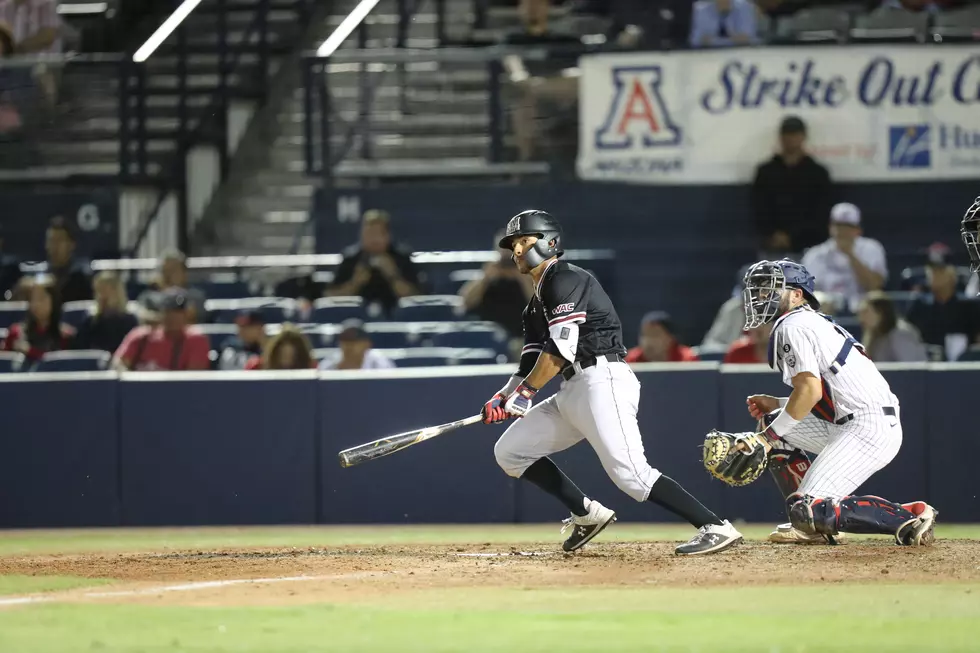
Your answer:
[498,210,564,268]
[961,196,980,273]
[743,259,820,329]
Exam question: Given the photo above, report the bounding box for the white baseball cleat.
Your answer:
[675,520,743,556]
[769,523,846,545]
[561,498,616,552]
[899,502,938,546]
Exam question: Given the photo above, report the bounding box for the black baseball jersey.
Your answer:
[517,260,626,375]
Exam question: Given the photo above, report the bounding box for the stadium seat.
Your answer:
[776,7,850,43]
[201,280,251,299]
[431,323,509,353]
[697,349,727,363]
[392,296,464,322]
[883,290,918,317]
[445,348,504,365]
[363,323,413,349]
[34,350,110,372]
[0,302,26,329]
[931,4,980,42]
[312,297,367,324]
[0,351,25,373]
[61,300,95,327]
[0,327,6,342]
[205,298,296,324]
[447,269,481,294]
[196,323,239,351]
[850,8,928,42]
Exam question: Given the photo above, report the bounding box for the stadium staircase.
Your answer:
[197,0,554,256]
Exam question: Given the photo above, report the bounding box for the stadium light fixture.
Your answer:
[316,0,380,58]
[133,0,203,62]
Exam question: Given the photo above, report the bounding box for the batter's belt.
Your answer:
[561,353,625,381]
[834,406,896,426]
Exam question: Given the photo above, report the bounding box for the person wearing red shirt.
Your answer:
[1,277,73,363]
[113,288,210,371]
[723,322,773,364]
[625,311,700,363]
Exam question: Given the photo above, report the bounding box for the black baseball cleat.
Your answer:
[561,499,616,552]
[675,520,743,556]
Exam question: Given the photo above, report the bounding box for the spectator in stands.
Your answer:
[318,319,395,371]
[459,232,533,340]
[858,291,927,363]
[701,265,750,351]
[0,0,62,54]
[906,250,979,361]
[139,250,206,323]
[219,309,267,371]
[801,202,887,311]
[689,0,759,47]
[73,272,137,353]
[325,210,421,316]
[723,322,772,364]
[1,276,72,363]
[502,0,582,167]
[607,0,693,50]
[46,217,91,303]
[259,325,315,370]
[751,116,834,254]
[625,311,699,363]
[112,288,210,371]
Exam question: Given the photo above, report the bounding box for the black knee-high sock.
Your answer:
[647,475,723,527]
[522,458,589,516]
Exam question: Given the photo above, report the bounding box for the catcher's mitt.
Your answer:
[703,430,772,487]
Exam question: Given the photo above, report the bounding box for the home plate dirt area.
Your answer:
[1,538,977,608]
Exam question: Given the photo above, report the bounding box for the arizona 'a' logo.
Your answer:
[595,66,681,150]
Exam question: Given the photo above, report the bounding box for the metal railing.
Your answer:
[300,44,597,184]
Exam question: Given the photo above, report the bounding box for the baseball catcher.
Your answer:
[703,259,937,546]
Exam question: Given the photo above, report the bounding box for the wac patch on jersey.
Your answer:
[553,302,576,315]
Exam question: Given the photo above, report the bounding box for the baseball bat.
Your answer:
[338,414,483,468]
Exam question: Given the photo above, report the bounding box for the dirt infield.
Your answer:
[1,539,977,607]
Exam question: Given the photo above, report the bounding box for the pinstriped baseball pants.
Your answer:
[780,408,903,500]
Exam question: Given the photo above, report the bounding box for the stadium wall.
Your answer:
[314,181,976,345]
[1,364,976,529]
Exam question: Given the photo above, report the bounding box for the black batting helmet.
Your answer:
[498,210,564,268]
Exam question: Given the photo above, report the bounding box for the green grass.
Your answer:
[1,526,979,652]
[0,523,977,556]
[0,575,110,596]
[0,585,978,652]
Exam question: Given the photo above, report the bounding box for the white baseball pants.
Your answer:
[781,407,903,500]
[493,358,662,501]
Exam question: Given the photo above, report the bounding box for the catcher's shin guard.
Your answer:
[787,494,920,542]
[768,449,811,499]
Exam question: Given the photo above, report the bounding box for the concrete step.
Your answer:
[283,87,490,115]
[277,111,488,136]
[270,133,491,163]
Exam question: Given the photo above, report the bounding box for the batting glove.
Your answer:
[503,382,539,417]
[482,393,511,425]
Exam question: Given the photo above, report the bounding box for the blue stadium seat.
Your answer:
[61,301,95,328]
[431,324,509,353]
[392,296,464,322]
[34,350,110,372]
[446,347,502,365]
[0,351,25,373]
[0,302,26,329]
[201,280,251,299]
[312,297,366,324]
[363,325,412,349]
[394,356,447,368]
[205,298,296,324]
[698,350,726,363]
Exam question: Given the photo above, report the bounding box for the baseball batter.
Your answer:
[482,210,742,555]
[740,259,937,545]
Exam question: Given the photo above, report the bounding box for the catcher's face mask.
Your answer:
[743,260,786,329]
[962,196,980,275]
